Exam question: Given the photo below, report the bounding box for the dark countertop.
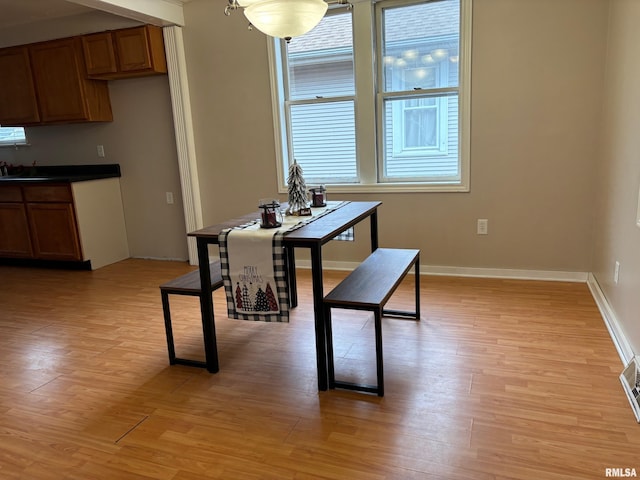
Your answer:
[0,164,121,184]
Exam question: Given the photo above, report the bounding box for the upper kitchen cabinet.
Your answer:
[82,25,167,80]
[0,46,40,125]
[29,37,113,124]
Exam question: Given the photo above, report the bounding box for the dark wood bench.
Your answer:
[324,248,420,397]
[160,261,224,368]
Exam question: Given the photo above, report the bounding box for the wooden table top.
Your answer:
[188,201,381,246]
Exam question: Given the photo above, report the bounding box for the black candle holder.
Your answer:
[258,199,283,228]
[309,185,327,207]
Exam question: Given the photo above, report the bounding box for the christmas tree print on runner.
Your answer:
[265,283,279,312]
[254,287,269,311]
[241,283,253,311]
[235,283,243,310]
[235,281,279,312]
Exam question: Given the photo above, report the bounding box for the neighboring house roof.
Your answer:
[288,0,459,53]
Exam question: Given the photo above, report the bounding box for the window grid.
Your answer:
[270,0,471,192]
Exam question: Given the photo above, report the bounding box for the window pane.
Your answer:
[383,95,459,180]
[404,107,437,148]
[0,126,27,146]
[286,12,354,100]
[382,0,460,93]
[289,101,357,183]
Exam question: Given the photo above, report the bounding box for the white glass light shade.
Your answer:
[244,0,328,40]
[236,0,263,6]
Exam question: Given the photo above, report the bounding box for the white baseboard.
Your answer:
[419,265,588,282]
[131,256,189,262]
[587,273,635,365]
[295,260,588,282]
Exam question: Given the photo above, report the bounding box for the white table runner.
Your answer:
[219,201,347,322]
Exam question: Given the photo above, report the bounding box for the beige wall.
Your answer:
[182,0,608,271]
[592,0,640,356]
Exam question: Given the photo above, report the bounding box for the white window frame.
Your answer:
[268,0,472,193]
[0,126,28,147]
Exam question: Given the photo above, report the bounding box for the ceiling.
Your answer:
[0,0,98,30]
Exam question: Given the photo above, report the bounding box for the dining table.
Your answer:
[187,200,382,391]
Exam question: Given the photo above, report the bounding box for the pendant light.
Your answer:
[244,0,328,40]
[226,0,329,41]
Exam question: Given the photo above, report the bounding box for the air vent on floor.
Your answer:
[620,356,640,423]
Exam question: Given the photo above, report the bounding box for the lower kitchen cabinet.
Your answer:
[0,178,129,269]
[27,202,82,261]
[0,203,33,258]
[21,183,82,261]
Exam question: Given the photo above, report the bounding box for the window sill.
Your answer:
[278,182,470,195]
[0,143,29,149]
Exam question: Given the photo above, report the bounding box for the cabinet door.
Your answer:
[114,25,166,74]
[29,37,112,124]
[82,32,118,76]
[29,38,88,123]
[27,203,82,261]
[114,27,153,72]
[0,46,40,125]
[0,203,33,258]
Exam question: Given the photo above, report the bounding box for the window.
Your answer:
[276,12,357,184]
[269,0,471,192]
[380,0,461,183]
[0,126,27,147]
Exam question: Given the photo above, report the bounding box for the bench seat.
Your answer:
[324,248,420,396]
[160,261,223,368]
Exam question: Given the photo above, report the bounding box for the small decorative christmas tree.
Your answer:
[287,159,311,216]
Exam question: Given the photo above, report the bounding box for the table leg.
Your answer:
[286,246,298,308]
[310,244,328,391]
[197,238,219,373]
[370,210,379,251]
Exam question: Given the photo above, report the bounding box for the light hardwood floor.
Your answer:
[0,258,638,479]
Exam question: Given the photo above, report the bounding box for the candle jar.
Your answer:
[309,185,327,207]
[258,199,283,228]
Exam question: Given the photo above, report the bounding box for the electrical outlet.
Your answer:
[614,261,620,284]
[166,192,174,204]
[97,145,105,158]
[477,219,488,235]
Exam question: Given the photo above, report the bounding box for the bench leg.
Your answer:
[161,291,177,365]
[381,257,420,321]
[328,305,384,397]
[325,305,336,389]
[374,308,384,397]
[161,290,208,369]
[415,253,420,320]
